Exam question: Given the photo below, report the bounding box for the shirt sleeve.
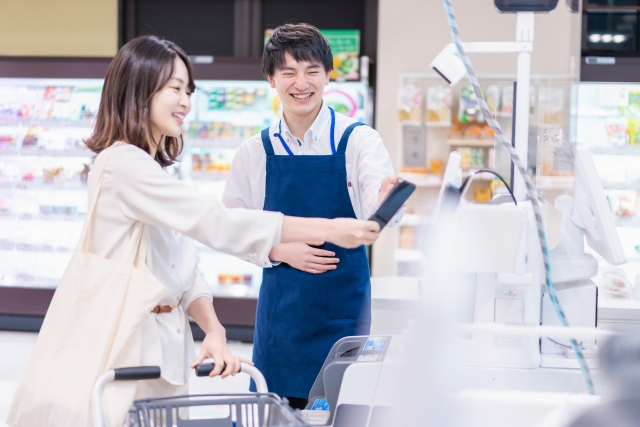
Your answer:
[104,144,282,267]
[181,268,213,311]
[353,127,405,227]
[222,138,281,266]
[221,141,256,209]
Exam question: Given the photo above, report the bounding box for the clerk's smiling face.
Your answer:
[268,52,330,120]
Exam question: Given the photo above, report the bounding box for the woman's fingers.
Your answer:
[220,355,241,378]
[239,357,254,366]
[209,355,225,377]
[190,347,207,369]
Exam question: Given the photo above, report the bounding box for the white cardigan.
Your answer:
[88,142,283,384]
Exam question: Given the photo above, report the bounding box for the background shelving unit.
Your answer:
[393,73,575,277]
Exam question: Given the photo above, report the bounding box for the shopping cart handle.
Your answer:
[195,363,269,393]
[195,363,219,377]
[114,366,161,381]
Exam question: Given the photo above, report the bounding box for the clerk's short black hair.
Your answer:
[262,23,333,78]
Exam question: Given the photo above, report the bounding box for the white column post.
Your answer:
[513,12,534,201]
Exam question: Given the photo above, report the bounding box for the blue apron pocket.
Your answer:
[328,251,371,320]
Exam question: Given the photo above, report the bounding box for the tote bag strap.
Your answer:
[77,144,149,269]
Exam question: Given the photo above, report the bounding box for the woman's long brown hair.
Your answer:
[85,35,196,167]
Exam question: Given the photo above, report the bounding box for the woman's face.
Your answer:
[150,57,192,145]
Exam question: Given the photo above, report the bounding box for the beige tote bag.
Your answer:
[7,146,166,427]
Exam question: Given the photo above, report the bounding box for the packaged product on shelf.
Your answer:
[606,190,637,218]
[399,227,414,249]
[625,90,640,117]
[474,187,492,202]
[628,118,640,145]
[486,85,499,113]
[0,135,13,148]
[458,86,484,123]
[481,125,494,139]
[22,127,43,146]
[464,124,482,139]
[218,273,252,286]
[500,85,513,115]
[539,87,564,125]
[498,84,536,116]
[426,86,452,124]
[397,84,422,122]
[459,147,472,169]
[604,122,629,146]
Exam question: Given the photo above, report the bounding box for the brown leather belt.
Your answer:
[151,300,180,314]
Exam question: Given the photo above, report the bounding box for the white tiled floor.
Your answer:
[0,331,253,427]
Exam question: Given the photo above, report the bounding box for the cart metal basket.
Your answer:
[91,363,309,427]
[128,392,308,427]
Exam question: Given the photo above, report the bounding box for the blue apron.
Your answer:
[251,108,372,398]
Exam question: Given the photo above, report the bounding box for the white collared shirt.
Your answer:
[89,143,283,384]
[222,104,403,266]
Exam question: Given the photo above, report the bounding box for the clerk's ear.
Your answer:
[267,76,276,88]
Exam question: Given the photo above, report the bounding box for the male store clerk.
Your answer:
[222,23,404,409]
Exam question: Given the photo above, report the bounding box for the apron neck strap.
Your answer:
[336,122,366,154]
[329,107,337,155]
[261,128,275,156]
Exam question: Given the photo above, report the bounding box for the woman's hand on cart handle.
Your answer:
[190,327,253,379]
[195,363,222,377]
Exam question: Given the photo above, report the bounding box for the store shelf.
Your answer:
[0,213,84,222]
[426,122,451,128]
[590,145,640,156]
[399,213,429,228]
[0,117,95,127]
[4,180,88,191]
[188,171,229,181]
[447,138,494,148]
[538,123,564,129]
[395,248,424,263]
[462,170,496,181]
[0,146,92,157]
[536,176,575,191]
[186,138,245,149]
[603,181,640,191]
[398,172,442,188]
[615,218,640,228]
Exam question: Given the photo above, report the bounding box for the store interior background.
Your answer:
[1,0,628,425]
[0,0,580,275]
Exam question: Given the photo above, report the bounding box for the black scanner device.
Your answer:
[368,179,416,229]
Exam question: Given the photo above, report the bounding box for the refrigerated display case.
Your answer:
[0,58,374,337]
[574,82,640,295]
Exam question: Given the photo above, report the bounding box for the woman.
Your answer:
[79,36,378,396]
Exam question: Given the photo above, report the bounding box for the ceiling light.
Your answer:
[613,34,626,43]
[589,34,601,43]
[602,34,613,43]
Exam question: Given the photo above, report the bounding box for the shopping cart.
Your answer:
[91,363,310,427]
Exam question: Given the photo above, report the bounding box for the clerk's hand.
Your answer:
[327,218,379,248]
[270,242,339,274]
[379,175,403,202]
[190,327,253,379]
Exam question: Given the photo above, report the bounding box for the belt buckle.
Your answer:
[170,300,180,310]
